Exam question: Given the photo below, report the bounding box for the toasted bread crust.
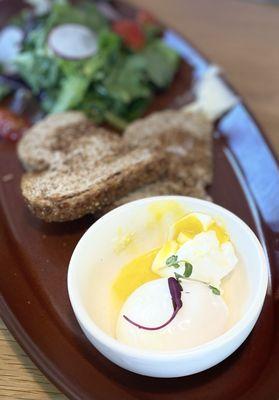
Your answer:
[21,149,166,222]
[114,180,211,208]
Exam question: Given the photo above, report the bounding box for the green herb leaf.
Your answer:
[174,272,184,283]
[166,255,178,266]
[209,285,220,295]
[183,262,193,278]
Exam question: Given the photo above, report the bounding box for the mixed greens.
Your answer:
[0,0,180,129]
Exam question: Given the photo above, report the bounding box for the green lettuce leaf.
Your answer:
[142,39,180,88]
[103,55,151,103]
[46,0,108,33]
[50,75,89,113]
[16,52,60,93]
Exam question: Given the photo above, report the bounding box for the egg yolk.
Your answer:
[177,232,191,244]
[112,249,160,305]
[168,214,204,241]
[208,222,229,244]
[168,214,229,243]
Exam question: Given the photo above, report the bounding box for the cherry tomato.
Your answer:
[112,20,145,50]
[0,108,29,142]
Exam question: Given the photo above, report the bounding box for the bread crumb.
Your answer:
[2,173,14,183]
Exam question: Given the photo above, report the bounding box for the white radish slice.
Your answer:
[48,24,98,60]
[0,26,24,72]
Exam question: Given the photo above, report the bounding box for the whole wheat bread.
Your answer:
[18,112,94,171]
[18,109,213,222]
[18,112,167,221]
[119,109,213,205]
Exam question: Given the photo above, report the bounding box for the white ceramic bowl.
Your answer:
[67,196,268,378]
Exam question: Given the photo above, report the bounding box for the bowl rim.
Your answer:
[67,195,268,361]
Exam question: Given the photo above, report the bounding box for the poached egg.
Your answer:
[113,211,237,351]
[116,278,228,351]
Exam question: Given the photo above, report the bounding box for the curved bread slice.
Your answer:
[18,112,166,221]
[18,109,213,222]
[21,148,166,222]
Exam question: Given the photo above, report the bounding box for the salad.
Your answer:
[0,0,181,130]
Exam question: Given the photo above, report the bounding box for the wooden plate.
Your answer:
[1,1,279,399]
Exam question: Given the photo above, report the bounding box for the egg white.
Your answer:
[116,278,229,351]
[158,230,238,288]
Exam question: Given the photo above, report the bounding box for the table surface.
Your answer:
[1,0,278,399]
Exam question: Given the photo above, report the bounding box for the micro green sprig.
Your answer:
[166,255,193,278]
[166,254,220,295]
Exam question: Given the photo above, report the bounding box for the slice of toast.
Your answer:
[18,109,213,222]
[18,112,167,222]
[21,148,166,222]
[122,109,213,200]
